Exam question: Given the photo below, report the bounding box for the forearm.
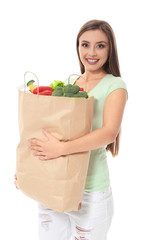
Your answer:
[61,127,116,155]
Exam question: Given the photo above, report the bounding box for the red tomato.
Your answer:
[79,88,84,91]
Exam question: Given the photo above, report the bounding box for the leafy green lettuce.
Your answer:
[50,80,66,90]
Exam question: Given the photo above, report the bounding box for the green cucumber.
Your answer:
[27,80,35,87]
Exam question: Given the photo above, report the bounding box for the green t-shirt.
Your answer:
[65,74,127,191]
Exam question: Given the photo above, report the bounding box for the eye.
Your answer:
[97,44,105,49]
[81,43,88,48]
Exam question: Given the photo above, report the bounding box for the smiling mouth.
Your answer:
[86,58,99,65]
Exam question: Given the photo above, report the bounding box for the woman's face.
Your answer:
[78,29,109,73]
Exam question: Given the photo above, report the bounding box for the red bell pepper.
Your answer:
[39,90,53,96]
[33,86,53,96]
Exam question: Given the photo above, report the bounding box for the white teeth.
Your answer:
[87,59,98,62]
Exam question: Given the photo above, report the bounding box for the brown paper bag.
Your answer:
[16,72,94,212]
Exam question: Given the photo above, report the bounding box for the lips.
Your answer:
[86,58,99,65]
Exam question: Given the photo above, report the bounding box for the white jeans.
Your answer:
[38,187,114,240]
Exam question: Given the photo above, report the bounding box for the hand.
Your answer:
[29,129,63,160]
[14,174,19,189]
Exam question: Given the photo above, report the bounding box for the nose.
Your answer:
[88,46,97,57]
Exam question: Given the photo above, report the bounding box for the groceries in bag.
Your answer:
[26,79,88,98]
[16,72,94,212]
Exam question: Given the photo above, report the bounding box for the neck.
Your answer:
[82,70,107,81]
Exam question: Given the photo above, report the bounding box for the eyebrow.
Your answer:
[80,40,108,44]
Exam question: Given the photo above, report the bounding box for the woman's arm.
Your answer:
[29,88,127,160]
[62,88,127,155]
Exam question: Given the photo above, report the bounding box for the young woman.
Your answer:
[18,19,128,239]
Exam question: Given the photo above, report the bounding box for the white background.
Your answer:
[0,0,160,239]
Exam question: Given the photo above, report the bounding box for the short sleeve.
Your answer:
[106,77,128,99]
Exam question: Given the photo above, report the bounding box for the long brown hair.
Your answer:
[76,19,121,157]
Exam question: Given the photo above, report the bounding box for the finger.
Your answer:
[29,138,42,146]
[39,155,55,161]
[14,181,19,189]
[30,145,43,151]
[42,129,52,140]
[39,156,50,161]
[33,151,46,157]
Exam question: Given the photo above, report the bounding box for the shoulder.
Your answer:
[104,74,128,98]
[105,74,127,88]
